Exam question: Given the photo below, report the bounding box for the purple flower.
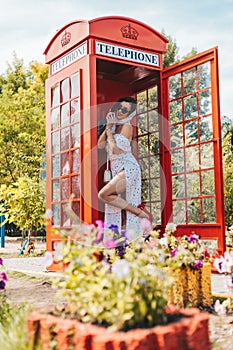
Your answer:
[170,248,178,257]
[108,224,119,234]
[193,260,203,270]
[0,258,3,265]
[0,272,8,281]
[188,233,199,243]
[0,280,6,290]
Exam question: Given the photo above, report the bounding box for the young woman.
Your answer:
[98,96,150,233]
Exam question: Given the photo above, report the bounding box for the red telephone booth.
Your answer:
[44,16,225,269]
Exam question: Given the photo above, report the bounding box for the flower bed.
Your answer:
[27,307,211,350]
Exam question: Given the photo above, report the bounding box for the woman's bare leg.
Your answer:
[98,171,149,219]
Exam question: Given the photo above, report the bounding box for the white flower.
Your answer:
[159,237,168,246]
[165,223,177,233]
[214,299,226,316]
[126,229,140,242]
[112,259,130,278]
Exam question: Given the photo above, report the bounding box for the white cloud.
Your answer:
[0,0,232,118]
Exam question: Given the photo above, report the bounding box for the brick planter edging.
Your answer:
[27,307,211,350]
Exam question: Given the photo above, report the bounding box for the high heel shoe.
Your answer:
[137,203,153,222]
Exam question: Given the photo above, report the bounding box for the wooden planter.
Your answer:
[168,263,213,308]
[27,308,210,350]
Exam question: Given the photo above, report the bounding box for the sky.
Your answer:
[0,0,232,119]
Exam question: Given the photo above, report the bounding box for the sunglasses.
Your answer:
[117,105,130,114]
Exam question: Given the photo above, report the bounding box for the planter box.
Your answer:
[27,308,210,350]
[168,263,213,308]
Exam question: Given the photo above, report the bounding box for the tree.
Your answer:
[0,55,48,236]
[0,176,45,239]
[0,55,48,184]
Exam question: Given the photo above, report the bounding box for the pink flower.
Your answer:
[103,237,117,249]
[95,220,104,242]
[141,218,152,232]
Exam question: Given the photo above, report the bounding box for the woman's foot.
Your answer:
[137,204,153,222]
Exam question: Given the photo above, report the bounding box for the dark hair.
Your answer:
[111,96,136,114]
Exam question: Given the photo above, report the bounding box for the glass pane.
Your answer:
[61,127,70,151]
[187,200,200,223]
[61,78,69,102]
[170,99,182,124]
[137,91,147,113]
[149,133,159,155]
[72,202,80,223]
[61,177,70,200]
[170,124,183,149]
[52,180,60,202]
[61,103,69,126]
[186,172,200,197]
[61,152,69,175]
[150,179,160,201]
[151,202,161,224]
[185,120,198,145]
[61,203,71,227]
[71,72,80,98]
[72,149,80,173]
[138,135,149,156]
[139,157,149,179]
[172,175,185,199]
[185,146,199,171]
[148,110,158,132]
[198,62,210,89]
[71,123,80,148]
[173,200,186,223]
[200,143,214,168]
[51,83,59,107]
[148,86,158,109]
[52,131,60,154]
[52,155,60,178]
[183,68,196,95]
[169,73,181,99]
[71,98,80,123]
[149,156,160,178]
[137,113,147,135]
[184,94,198,120]
[202,198,216,223]
[72,175,80,198]
[198,90,212,116]
[52,204,60,227]
[142,180,150,202]
[200,116,213,142]
[171,149,184,173]
[51,107,60,130]
[202,170,215,196]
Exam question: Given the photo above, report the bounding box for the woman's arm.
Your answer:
[97,127,107,149]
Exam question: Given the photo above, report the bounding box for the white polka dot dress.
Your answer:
[104,133,141,233]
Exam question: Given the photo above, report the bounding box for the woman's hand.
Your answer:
[106,111,116,130]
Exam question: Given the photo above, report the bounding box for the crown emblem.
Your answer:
[120,24,139,40]
[61,30,71,47]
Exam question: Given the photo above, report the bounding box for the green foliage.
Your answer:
[0,176,45,237]
[0,55,48,185]
[0,295,32,350]
[161,30,179,68]
[222,121,233,227]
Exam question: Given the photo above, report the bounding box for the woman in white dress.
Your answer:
[98,97,149,233]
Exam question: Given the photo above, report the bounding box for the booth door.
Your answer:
[46,70,82,240]
[161,47,225,252]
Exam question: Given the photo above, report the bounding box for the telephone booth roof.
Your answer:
[44,16,168,64]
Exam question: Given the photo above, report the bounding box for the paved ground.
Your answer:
[0,238,232,296]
